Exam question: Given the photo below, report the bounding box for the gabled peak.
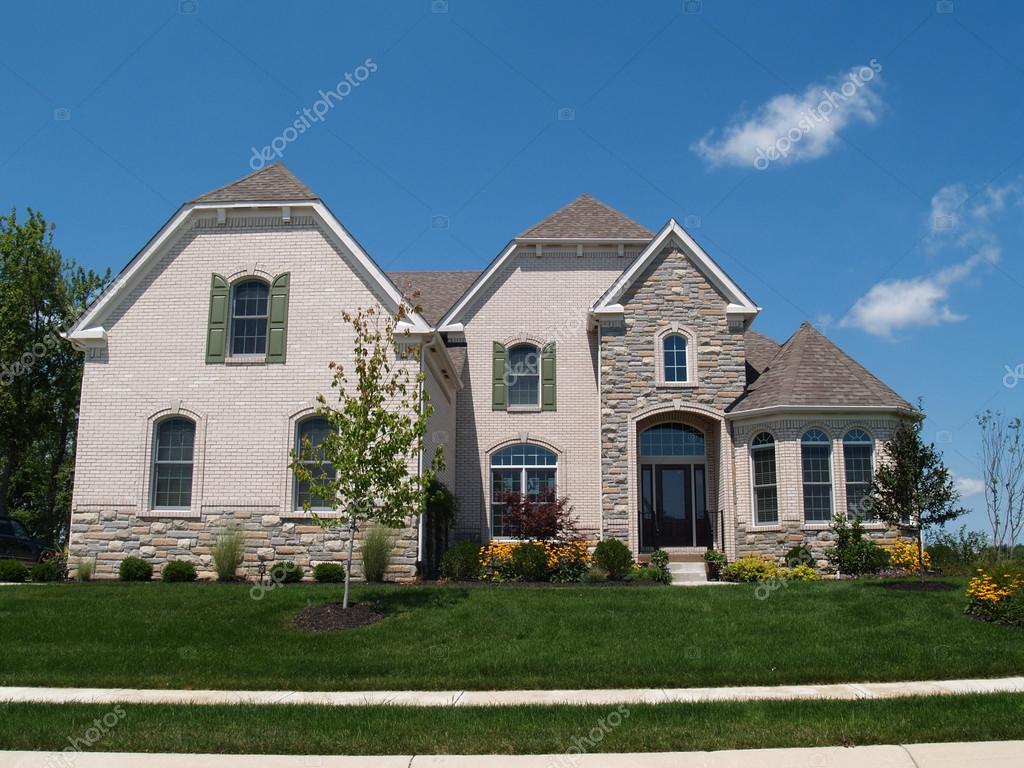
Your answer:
[190,163,318,204]
[518,194,653,241]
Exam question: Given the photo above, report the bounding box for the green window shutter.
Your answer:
[205,273,229,364]
[541,342,556,411]
[492,342,507,411]
[266,272,290,364]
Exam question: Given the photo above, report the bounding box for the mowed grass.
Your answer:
[1,579,1021,691]
[1,695,1023,754]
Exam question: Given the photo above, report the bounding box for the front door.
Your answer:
[640,463,710,549]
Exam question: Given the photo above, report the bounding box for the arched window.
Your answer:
[843,429,875,520]
[751,432,778,525]
[294,417,337,511]
[801,429,833,522]
[151,418,195,510]
[663,334,689,383]
[506,344,540,407]
[490,443,557,537]
[639,423,705,457]
[230,279,270,356]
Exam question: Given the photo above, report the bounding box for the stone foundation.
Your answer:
[735,520,903,568]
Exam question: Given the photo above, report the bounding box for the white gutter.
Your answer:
[727,404,920,419]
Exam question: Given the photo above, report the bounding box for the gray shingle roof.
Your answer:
[388,271,481,326]
[518,194,654,240]
[190,164,318,203]
[732,323,914,412]
[744,330,782,386]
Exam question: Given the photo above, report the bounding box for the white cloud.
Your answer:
[954,475,986,497]
[840,181,1017,339]
[692,63,883,170]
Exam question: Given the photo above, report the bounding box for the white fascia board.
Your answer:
[422,334,463,393]
[438,240,518,327]
[592,219,759,314]
[590,303,624,316]
[727,404,921,420]
[439,322,464,333]
[69,200,432,342]
[515,237,651,244]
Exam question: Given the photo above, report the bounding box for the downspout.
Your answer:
[596,318,605,543]
[416,341,427,574]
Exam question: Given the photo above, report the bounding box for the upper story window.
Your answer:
[507,343,540,407]
[751,432,778,525]
[843,429,875,520]
[490,443,557,538]
[294,416,337,511]
[230,279,270,356]
[663,334,689,382]
[151,418,195,510]
[801,429,833,523]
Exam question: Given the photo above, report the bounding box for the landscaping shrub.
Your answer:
[76,556,95,582]
[361,525,394,582]
[547,540,591,583]
[119,556,153,582]
[636,564,663,581]
[496,489,578,541]
[826,514,890,576]
[704,549,726,580]
[212,526,246,582]
[887,539,931,573]
[928,526,989,575]
[785,545,814,567]
[722,555,778,583]
[649,548,672,584]
[268,561,303,584]
[781,564,820,581]
[313,562,346,583]
[593,538,633,580]
[510,541,550,581]
[966,564,1024,627]
[582,565,607,583]
[440,540,481,581]
[30,558,63,582]
[0,559,29,583]
[161,560,197,583]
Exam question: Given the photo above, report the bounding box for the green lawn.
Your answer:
[1,580,1020,691]
[1,695,1023,754]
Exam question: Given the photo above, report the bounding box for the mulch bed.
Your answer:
[293,601,386,632]
[878,580,957,592]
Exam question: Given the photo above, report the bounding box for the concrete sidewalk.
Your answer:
[1,676,1022,707]
[5,742,1024,767]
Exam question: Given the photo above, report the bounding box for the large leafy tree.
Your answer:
[291,304,441,608]
[869,417,967,577]
[0,209,108,544]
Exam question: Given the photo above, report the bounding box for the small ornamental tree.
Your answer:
[868,417,967,578]
[497,489,579,542]
[291,304,442,608]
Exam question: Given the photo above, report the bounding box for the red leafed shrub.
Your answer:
[497,489,579,542]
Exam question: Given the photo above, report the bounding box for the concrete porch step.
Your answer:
[667,561,707,584]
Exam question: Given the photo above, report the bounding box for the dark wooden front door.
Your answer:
[640,463,710,549]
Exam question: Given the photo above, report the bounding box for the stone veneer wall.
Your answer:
[68,208,433,581]
[599,245,747,552]
[730,414,907,564]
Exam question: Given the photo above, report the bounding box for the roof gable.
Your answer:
[518,194,653,240]
[388,271,480,325]
[190,163,318,203]
[731,323,914,413]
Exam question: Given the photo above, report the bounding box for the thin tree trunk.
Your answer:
[0,454,13,518]
[343,516,356,609]
[917,527,925,580]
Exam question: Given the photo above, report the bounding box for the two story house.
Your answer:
[67,164,915,579]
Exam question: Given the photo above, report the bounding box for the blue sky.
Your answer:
[2,0,1021,534]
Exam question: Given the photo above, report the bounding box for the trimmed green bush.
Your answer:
[636,564,663,581]
[161,561,197,583]
[593,538,633,580]
[0,559,29,583]
[313,562,346,583]
[30,558,62,582]
[826,514,890,576]
[785,545,814,568]
[119,556,153,582]
[269,561,303,584]
[649,549,672,584]
[582,565,608,583]
[722,555,778,583]
[510,541,549,582]
[440,540,481,581]
[781,564,820,581]
[361,525,394,582]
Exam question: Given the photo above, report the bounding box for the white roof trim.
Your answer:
[727,404,920,419]
[438,240,518,327]
[68,200,431,341]
[515,237,651,244]
[591,219,760,315]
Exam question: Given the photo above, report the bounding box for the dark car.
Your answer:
[0,517,58,565]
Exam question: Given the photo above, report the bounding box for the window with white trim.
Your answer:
[663,334,689,382]
[751,432,778,525]
[801,429,833,522]
[490,443,557,537]
[230,279,269,355]
[294,416,337,511]
[843,429,875,520]
[506,344,540,407]
[151,418,195,510]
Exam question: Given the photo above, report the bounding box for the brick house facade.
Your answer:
[67,165,915,579]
